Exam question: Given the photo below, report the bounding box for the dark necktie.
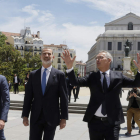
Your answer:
[101,72,108,115]
[42,68,47,95]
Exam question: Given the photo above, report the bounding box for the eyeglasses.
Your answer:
[95,56,105,60]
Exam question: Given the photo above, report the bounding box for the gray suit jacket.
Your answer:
[126,89,140,110]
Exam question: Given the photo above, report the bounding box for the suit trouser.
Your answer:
[72,89,77,101]
[30,111,56,140]
[14,83,19,94]
[68,87,73,103]
[127,107,140,132]
[0,129,6,140]
[88,118,120,140]
[75,87,80,98]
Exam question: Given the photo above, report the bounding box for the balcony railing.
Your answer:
[58,68,61,70]
[25,49,33,52]
[57,61,61,63]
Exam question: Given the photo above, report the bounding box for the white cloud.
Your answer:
[0,4,104,62]
[38,11,55,24]
[22,4,39,17]
[67,0,140,19]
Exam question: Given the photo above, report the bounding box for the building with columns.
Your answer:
[75,61,86,77]
[86,12,140,73]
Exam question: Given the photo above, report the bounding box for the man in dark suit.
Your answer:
[73,73,81,102]
[66,76,74,103]
[13,74,20,94]
[22,48,68,140]
[8,81,12,91]
[0,75,10,140]
[62,50,140,140]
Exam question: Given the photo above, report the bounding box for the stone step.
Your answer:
[9,100,128,116]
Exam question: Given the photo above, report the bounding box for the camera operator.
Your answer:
[125,87,140,136]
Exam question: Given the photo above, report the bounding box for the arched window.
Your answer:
[35,47,37,51]
[40,47,41,51]
[128,22,133,30]
[15,45,18,50]
[21,46,23,50]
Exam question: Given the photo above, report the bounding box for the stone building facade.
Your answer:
[86,13,140,73]
[2,27,43,56]
[75,61,86,77]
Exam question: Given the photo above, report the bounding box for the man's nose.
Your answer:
[45,54,48,57]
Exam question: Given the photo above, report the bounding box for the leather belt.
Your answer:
[94,116,108,121]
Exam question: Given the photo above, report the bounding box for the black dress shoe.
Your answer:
[125,132,131,136]
[139,130,140,134]
[74,99,76,102]
[132,125,135,129]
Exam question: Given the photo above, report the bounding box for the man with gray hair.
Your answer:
[62,50,140,140]
[22,47,68,140]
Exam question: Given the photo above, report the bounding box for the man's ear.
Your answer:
[53,56,55,59]
[108,58,111,64]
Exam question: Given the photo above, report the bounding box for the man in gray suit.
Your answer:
[0,75,10,140]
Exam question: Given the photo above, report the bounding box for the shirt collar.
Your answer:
[41,65,52,72]
[100,69,110,76]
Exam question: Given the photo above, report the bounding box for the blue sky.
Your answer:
[0,0,140,62]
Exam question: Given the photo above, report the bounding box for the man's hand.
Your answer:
[0,120,5,130]
[23,117,29,126]
[133,93,137,97]
[59,119,66,130]
[133,53,140,71]
[129,93,133,98]
[61,50,76,69]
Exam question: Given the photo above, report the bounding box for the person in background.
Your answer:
[125,87,140,136]
[13,74,20,94]
[8,81,12,91]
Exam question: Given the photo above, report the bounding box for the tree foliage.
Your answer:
[131,58,137,75]
[0,33,41,83]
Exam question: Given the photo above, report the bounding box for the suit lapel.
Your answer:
[108,70,115,92]
[36,68,43,96]
[96,71,104,93]
[44,67,55,96]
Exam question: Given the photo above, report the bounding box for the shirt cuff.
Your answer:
[66,67,73,73]
[138,71,140,73]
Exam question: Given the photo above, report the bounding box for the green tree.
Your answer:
[62,65,78,76]
[0,32,7,47]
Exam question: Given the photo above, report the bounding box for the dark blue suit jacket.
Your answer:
[68,70,140,125]
[22,67,68,126]
[0,75,10,122]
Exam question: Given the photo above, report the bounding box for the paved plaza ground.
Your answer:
[4,88,140,140]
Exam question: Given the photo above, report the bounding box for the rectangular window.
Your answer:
[118,42,122,50]
[58,53,61,57]
[108,42,112,50]
[138,42,140,50]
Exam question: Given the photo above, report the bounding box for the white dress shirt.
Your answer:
[15,76,18,83]
[41,65,52,85]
